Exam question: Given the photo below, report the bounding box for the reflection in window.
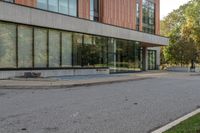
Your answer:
[36,0,77,16]
[108,38,116,68]
[0,22,16,68]
[34,28,48,68]
[0,21,142,72]
[48,0,59,12]
[62,32,72,67]
[72,33,83,67]
[18,25,33,68]
[148,50,156,70]
[37,0,48,10]
[59,0,68,14]
[69,0,77,16]
[3,0,14,2]
[90,0,99,21]
[136,0,140,31]
[115,39,141,72]
[49,30,60,67]
[82,35,108,67]
[93,36,108,67]
[142,0,155,34]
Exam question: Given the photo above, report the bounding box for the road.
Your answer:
[0,73,200,133]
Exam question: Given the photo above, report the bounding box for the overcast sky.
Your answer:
[160,0,190,20]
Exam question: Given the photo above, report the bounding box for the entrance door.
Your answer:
[148,50,157,70]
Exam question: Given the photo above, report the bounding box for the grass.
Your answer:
[164,113,200,133]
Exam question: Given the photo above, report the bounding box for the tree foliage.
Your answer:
[161,0,200,65]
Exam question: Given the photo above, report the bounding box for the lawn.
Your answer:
[164,113,200,133]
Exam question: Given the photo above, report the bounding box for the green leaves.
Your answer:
[161,0,200,65]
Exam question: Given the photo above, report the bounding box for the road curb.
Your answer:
[0,77,152,89]
[151,108,200,133]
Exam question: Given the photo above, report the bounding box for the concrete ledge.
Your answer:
[0,68,109,79]
[0,76,153,89]
[151,108,200,133]
[167,67,190,72]
[167,67,200,73]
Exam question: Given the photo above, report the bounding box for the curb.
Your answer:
[151,108,200,133]
[0,77,153,89]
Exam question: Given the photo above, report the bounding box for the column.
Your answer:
[142,47,148,71]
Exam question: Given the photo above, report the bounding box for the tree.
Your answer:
[182,0,200,48]
[160,0,200,67]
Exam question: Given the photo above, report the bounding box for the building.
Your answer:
[0,0,168,79]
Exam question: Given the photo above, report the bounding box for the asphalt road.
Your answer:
[1,73,200,133]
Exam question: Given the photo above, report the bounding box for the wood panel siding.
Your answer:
[100,0,136,30]
[15,0,36,7]
[78,0,90,19]
[155,0,160,34]
[139,0,143,31]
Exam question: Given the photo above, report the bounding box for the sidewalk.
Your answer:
[0,72,168,89]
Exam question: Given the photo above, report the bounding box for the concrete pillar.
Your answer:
[142,47,148,71]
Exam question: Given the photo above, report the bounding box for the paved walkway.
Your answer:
[1,71,200,133]
[0,71,168,89]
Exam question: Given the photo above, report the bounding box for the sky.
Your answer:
[160,0,190,20]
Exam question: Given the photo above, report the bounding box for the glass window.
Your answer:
[48,0,59,12]
[82,35,94,66]
[0,22,16,68]
[72,33,82,67]
[49,30,60,67]
[108,38,117,69]
[82,35,108,67]
[69,0,77,16]
[94,36,108,67]
[90,0,94,20]
[4,0,14,2]
[61,32,72,67]
[37,0,48,10]
[18,25,33,68]
[59,0,68,14]
[148,50,156,70]
[34,28,48,68]
[136,1,140,30]
[142,0,155,34]
[36,0,77,16]
[90,0,99,21]
[114,39,141,72]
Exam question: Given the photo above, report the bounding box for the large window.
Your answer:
[3,0,14,2]
[34,28,48,68]
[82,35,108,67]
[36,0,77,16]
[115,39,141,72]
[72,33,83,67]
[48,0,59,12]
[49,30,60,67]
[59,0,68,14]
[0,22,16,68]
[108,38,116,68]
[90,0,99,21]
[3,0,77,17]
[136,0,140,31]
[61,32,72,67]
[142,0,155,34]
[37,0,48,10]
[0,21,142,72]
[69,0,77,16]
[18,25,33,68]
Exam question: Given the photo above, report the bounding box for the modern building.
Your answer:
[0,0,168,78]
